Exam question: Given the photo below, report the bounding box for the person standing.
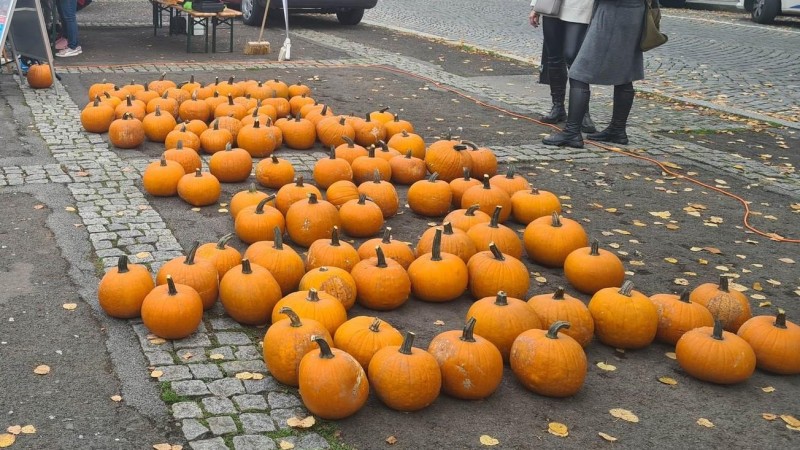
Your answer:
[530,0,596,133]
[55,0,81,57]
[543,0,646,148]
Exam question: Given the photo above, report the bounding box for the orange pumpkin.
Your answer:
[690,276,752,333]
[649,290,714,346]
[272,289,348,336]
[219,259,282,325]
[466,291,542,362]
[263,307,331,387]
[313,146,353,189]
[245,229,305,295]
[466,205,523,260]
[156,242,219,310]
[333,316,403,371]
[339,194,384,238]
[194,233,243,280]
[460,174,512,223]
[285,193,341,248]
[510,187,562,225]
[255,155,295,189]
[229,183,271,220]
[416,222,477,264]
[27,63,53,88]
[466,242,530,300]
[208,143,253,183]
[305,226,361,272]
[444,204,491,232]
[527,287,594,347]
[351,247,412,311]
[407,228,469,303]
[357,170,399,218]
[510,321,587,397]
[588,281,658,349]
[408,173,453,217]
[676,320,756,384]
[299,266,358,311]
[357,227,416,270]
[177,168,221,207]
[141,276,203,340]
[98,255,154,319]
[563,240,625,294]
[234,195,285,244]
[737,309,800,375]
[142,156,184,197]
[425,140,473,182]
[523,212,588,268]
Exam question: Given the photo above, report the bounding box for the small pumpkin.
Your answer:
[219,259,282,325]
[263,307,331,387]
[199,119,233,154]
[27,62,53,89]
[466,291,542,362]
[178,89,211,123]
[234,195,285,244]
[461,140,497,178]
[305,226,361,272]
[325,179,361,209]
[81,96,115,133]
[352,147,392,185]
[237,117,280,158]
[165,124,202,154]
[177,168,221,207]
[286,193,341,248]
[164,140,202,174]
[563,239,625,294]
[194,233,243,280]
[588,281,658,349]
[316,115,355,148]
[389,151,427,185]
[408,173,453,217]
[339,194,384,238]
[382,113,414,139]
[527,287,594,347]
[334,316,403,370]
[298,336,369,420]
[460,174,513,223]
[449,168,482,207]
[368,331,442,412]
[142,105,178,142]
[351,247,412,311]
[229,183,271,220]
[314,146,353,189]
[98,255,155,319]
[156,242,219,310]
[425,140,473,182]
[650,289,714,346]
[255,155,295,189]
[141,276,203,340]
[244,229,305,295]
[275,176,322,216]
[334,136,369,164]
[272,288,348,336]
[142,155,184,197]
[428,317,503,400]
[511,187,562,224]
[407,228,469,303]
[289,92,315,116]
[523,212,588,268]
[466,205,523,259]
[510,321,587,397]
[109,113,145,149]
[466,242,530,300]
[489,166,530,196]
[208,142,252,183]
[114,95,146,121]
[276,115,316,150]
[357,227,416,270]
[387,130,425,160]
[737,309,800,375]
[444,204,491,232]
[349,113,386,147]
[690,276,752,333]
[676,320,756,384]
[416,222,476,264]
[299,266,358,310]
[357,170,399,218]
[373,140,401,162]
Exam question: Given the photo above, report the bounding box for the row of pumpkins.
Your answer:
[90,75,799,420]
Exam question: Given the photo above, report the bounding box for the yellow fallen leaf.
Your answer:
[761,386,775,393]
[759,301,772,307]
[613,229,631,235]
[191,208,201,212]
[235,372,254,380]
[661,161,682,169]
[596,362,617,371]
[650,211,671,219]
[697,418,714,428]
[19,426,35,435]
[111,395,123,402]
[609,408,639,423]
[548,422,569,437]
[148,337,167,345]
[479,435,499,446]
[753,282,763,291]
[664,257,678,264]
[0,434,16,448]
[279,441,295,450]
[434,320,445,326]
[34,204,45,210]
[64,206,76,212]
[704,247,722,254]
[698,259,708,265]
[534,276,547,283]
[251,373,264,380]
[386,435,398,445]
[605,208,618,213]
[34,365,51,375]
[674,278,689,286]
[209,353,225,360]
[781,415,800,427]
[218,208,228,213]
[658,376,677,385]
[136,252,151,259]
[153,444,172,450]
[598,432,617,442]
[62,303,77,310]
[150,370,163,378]
[5,427,20,435]
[287,416,315,429]
[762,413,778,421]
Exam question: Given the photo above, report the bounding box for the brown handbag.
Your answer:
[641,0,668,52]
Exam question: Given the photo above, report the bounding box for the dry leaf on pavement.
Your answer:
[111,395,123,402]
[548,422,569,437]
[150,370,163,378]
[0,434,16,448]
[762,413,777,421]
[609,408,639,423]
[19,426,34,435]
[4,427,19,436]
[287,416,315,429]
[596,362,617,371]
[62,303,77,310]
[385,435,398,445]
[658,376,678,386]
[279,441,295,449]
[761,386,775,393]
[697,418,715,428]
[781,415,800,427]
[479,435,499,446]
[33,365,51,375]
[598,432,617,442]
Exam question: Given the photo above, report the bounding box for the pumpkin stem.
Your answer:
[461,317,477,343]
[357,193,368,205]
[462,167,471,180]
[379,106,390,114]
[711,320,725,340]
[678,289,691,303]
[460,140,478,150]
[312,335,335,359]
[505,165,516,179]
[481,174,491,189]
[399,331,416,355]
[489,206,502,228]
[367,145,377,158]
[329,145,337,159]
[225,142,233,152]
[488,242,505,261]
[117,255,130,273]
[375,246,388,268]
[428,172,440,182]
[165,275,178,295]
[550,212,563,228]
[341,135,356,147]
[253,118,261,129]
[307,192,319,204]
[176,140,185,151]
[718,275,730,292]
[247,183,258,194]
[369,317,382,333]
[307,288,321,302]
[430,228,443,262]
[589,239,600,256]
[442,222,454,235]
[255,194,276,214]
[241,258,253,274]
[372,169,383,183]
[330,226,341,246]
[216,233,234,250]
[194,168,202,178]
[159,155,168,167]
[271,154,280,164]
[272,227,284,250]
[381,227,392,244]
[466,204,480,216]
[546,321,571,339]
[404,150,413,159]
[295,176,305,186]
[530,187,541,195]
[618,280,634,297]
[279,307,303,327]
[185,241,200,265]
[552,287,566,300]
[775,309,787,329]
[494,291,508,306]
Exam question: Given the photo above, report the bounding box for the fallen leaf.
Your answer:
[287,416,316,429]
[62,303,77,310]
[217,208,228,213]
[650,211,671,219]
[781,415,800,427]
[658,376,678,385]
[33,365,51,375]
[704,247,722,254]
[753,282,763,291]
[19,426,34,435]
[761,386,775,393]
[609,408,639,423]
[64,206,76,212]
[209,353,225,360]
[762,413,778,421]
[674,278,689,286]
[385,435,398,445]
[596,362,617,371]
[111,395,123,402]
[34,205,45,210]
[135,252,151,259]
[148,337,167,345]
[759,301,772,307]
[150,370,163,378]
[664,257,678,264]
[695,418,714,428]
[235,372,254,380]
[434,320,445,326]
[548,422,569,437]
[0,434,16,448]
[5,427,20,435]
[279,441,295,450]
[598,432,618,442]
[153,445,172,450]
[251,373,264,380]
[479,435,499,446]
[788,425,800,432]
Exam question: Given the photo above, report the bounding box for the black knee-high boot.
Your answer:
[542,79,589,148]
[588,83,634,145]
[540,58,567,123]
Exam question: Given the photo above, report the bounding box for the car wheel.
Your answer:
[742,0,755,12]
[751,0,779,23]
[336,8,365,26]
[659,0,686,7]
[241,0,265,26]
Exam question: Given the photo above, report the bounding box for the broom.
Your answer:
[243,0,271,55]
[278,0,291,61]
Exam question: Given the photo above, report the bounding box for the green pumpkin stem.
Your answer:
[117,255,130,273]
[216,233,234,250]
[255,195,276,214]
[489,206,503,228]
[488,242,505,261]
[399,331,416,355]
[381,227,392,244]
[313,335,335,359]
[711,320,725,340]
[775,309,787,329]
[552,287,566,300]
[618,280,634,297]
[546,321,571,339]
[494,291,508,306]
[466,204,481,216]
[375,246,388,268]
[241,258,253,274]
[505,165,516,179]
[550,212,563,228]
[430,228,443,262]
[330,226,341,246]
[272,227,284,250]
[280,306,303,327]
[369,317,382,333]
[185,241,200,265]
[461,317,477,343]
[589,239,600,256]
[428,172,439,183]
[166,275,178,296]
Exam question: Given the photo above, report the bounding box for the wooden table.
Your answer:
[150,0,243,53]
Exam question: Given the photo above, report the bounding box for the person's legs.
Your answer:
[587,82,635,145]
[562,22,596,133]
[540,17,567,124]
[542,78,590,148]
[56,0,80,53]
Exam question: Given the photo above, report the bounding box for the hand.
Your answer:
[529,10,540,28]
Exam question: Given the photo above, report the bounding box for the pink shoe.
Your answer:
[55,37,68,50]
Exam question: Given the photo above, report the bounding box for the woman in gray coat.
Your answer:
[543,0,646,148]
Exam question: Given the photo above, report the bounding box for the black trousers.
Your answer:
[542,16,588,67]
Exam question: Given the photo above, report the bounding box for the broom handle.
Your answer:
[257,0,271,42]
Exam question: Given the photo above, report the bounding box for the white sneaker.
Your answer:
[56,46,82,57]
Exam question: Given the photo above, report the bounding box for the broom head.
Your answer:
[244,41,271,55]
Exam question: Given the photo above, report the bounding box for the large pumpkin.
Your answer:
[98,255,154,319]
[263,307,331,387]
[407,173,453,217]
[141,276,203,340]
[690,276,752,333]
[588,281,658,349]
[333,316,403,371]
[466,291,541,362]
[424,139,473,182]
[510,321,587,397]
[737,309,800,375]
[285,193,341,248]
[676,320,756,384]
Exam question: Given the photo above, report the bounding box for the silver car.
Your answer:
[232,0,379,26]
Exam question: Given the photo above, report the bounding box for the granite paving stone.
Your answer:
[181,419,210,441]
[171,380,211,397]
[215,331,253,346]
[268,391,302,409]
[239,413,276,433]
[189,437,228,450]
[220,360,268,376]
[207,416,238,436]
[281,433,331,450]
[243,376,280,394]
[234,346,261,361]
[232,394,269,412]
[172,402,204,419]
[207,378,246,397]
[232,435,277,450]
[201,397,237,415]
[189,363,224,380]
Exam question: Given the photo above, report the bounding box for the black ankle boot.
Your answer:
[581,111,597,134]
[540,57,567,124]
[541,102,566,124]
[543,79,589,148]
[587,83,635,145]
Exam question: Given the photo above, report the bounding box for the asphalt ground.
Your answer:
[2,12,799,450]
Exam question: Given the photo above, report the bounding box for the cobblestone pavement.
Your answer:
[2,3,796,449]
[363,0,800,127]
